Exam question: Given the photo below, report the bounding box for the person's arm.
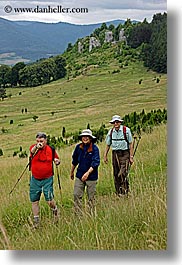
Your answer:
[81,167,94,182]
[81,145,100,182]
[70,164,76,180]
[129,142,134,164]
[70,145,79,180]
[104,145,110,164]
[30,143,42,154]
[104,130,112,164]
[127,128,134,164]
[54,150,60,165]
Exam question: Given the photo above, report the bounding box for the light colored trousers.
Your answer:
[73,177,97,214]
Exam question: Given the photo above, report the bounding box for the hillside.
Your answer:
[0,17,126,64]
[0,57,167,157]
[0,38,167,250]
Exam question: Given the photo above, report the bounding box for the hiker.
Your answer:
[29,132,60,226]
[70,129,100,214]
[104,115,134,196]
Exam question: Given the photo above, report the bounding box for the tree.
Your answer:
[149,13,167,73]
[140,13,167,73]
[108,24,115,31]
[0,65,11,88]
[11,62,25,86]
[32,115,38,122]
[0,148,3,156]
[62,127,66,138]
[0,87,6,100]
[127,22,152,48]
[53,55,67,80]
[19,55,67,87]
[100,23,107,31]
[66,43,73,52]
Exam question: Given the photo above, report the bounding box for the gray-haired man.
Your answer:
[29,132,60,227]
[104,115,134,196]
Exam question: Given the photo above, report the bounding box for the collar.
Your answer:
[113,125,122,132]
[79,142,93,152]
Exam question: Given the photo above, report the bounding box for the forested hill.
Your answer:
[0,13,166,92]
[0,17,126,63]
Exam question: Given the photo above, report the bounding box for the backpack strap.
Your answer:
[50,145,55,161]
[123,125,129,149]
[50,146,56,174]
[110,125,129,149]
[109,127,114,144]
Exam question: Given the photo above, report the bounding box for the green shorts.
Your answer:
[30,176,54,202]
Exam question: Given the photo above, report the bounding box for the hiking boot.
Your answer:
[33,216,40,229]
[52,207,59,223]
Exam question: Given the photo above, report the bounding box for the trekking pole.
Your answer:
[127,134,141,175]
[133,135,141,157]
[132,135,137,152]
[9,148,39,195]
[9,162,30,195]
[56,165,62,202]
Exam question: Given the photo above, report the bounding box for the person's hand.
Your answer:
[130,156,134,165]
[81,172,89,182]
[36,142,43,149]
[104,155,108,164]
[31,143,41,153]
[54,158,60,166]
[70,172,74,180]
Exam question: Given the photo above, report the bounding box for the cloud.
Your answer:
[0,0,167,24]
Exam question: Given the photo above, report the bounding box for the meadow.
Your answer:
[0,60,167,250]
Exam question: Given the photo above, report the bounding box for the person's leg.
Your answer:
[29,176,42,224]
[86,180,97,215]
[32,201,40,224]
[43,177,58,218]
[73,178,85,214]
[112,151,121,195]
[118,151,130,194]
[47,200,58,217]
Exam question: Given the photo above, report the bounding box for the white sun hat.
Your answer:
[78,129,96,141]
[109,115,123,124]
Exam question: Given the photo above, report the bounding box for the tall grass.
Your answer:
[0,125,167,250]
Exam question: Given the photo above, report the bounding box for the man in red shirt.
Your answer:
[29,132,60,227]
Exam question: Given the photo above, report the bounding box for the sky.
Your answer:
[0,0,167,24]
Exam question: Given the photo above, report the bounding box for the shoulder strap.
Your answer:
[123,125,127,141]
[110,126,129,148]
[49,145,56,174]
[50,145,55,161]
[109,127,114,145]
[123,125,129,149]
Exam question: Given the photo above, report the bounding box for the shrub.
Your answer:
[19,151,28,158]
[0,148,3,156]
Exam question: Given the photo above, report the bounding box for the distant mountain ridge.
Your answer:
[0,18,131,64]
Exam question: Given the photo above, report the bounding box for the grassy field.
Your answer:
[0,125,167,250]
[0,60,166,156]
[0,60,167,250]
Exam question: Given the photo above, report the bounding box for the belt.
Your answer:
[112,149,129,153]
